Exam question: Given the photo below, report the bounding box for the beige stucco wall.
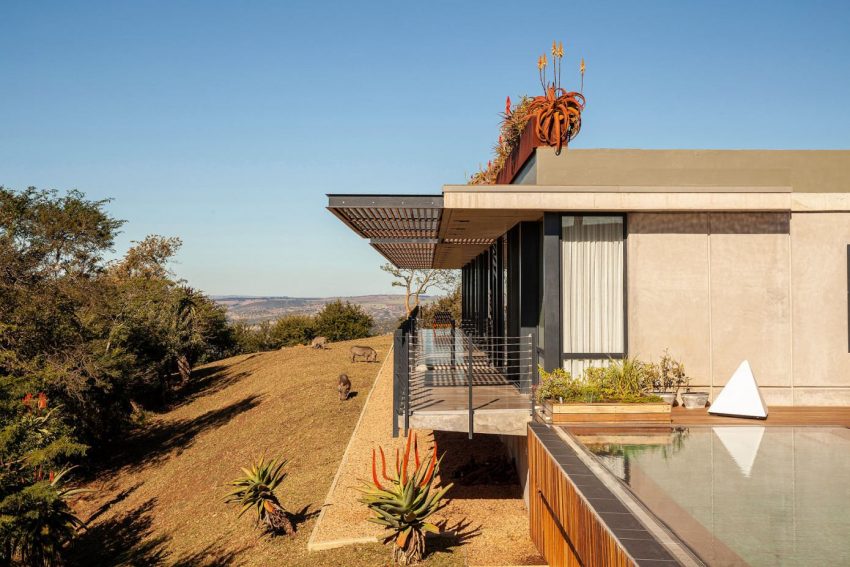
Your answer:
[790,213,850,405]
[629,211,850,405]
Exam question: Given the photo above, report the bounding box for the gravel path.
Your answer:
[309,346,545,566]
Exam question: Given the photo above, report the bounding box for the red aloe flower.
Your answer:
[421,440,439,487]
[505,96,512,115]
[37,392,47,410]
[22,393,33,407]
[401,430,413,485]
[414,433,420,469]
[379,446,391,481]
[49,470,55,482]
[371,449,384,491]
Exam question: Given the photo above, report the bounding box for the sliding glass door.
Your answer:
[561,215,626,376]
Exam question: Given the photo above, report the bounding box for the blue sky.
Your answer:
[2,1,849,296]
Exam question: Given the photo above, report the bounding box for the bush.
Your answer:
[230,321,276,353]
[313,300,373,342]
[419,285,461,327]
[0,395,88,566]
[537,357,662,404]
[270,315,316,347]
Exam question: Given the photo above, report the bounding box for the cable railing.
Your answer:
[393,312,536,439]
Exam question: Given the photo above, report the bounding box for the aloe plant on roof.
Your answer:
[225,456,294,535]
[358,430,452,565]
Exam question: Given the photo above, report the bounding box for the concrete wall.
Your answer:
[628,211,850,405]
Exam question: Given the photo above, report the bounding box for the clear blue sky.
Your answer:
[2,1,849,297]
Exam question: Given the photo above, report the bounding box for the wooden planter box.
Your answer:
[543,401,672,424]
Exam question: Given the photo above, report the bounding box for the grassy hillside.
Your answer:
[68,335,458,566]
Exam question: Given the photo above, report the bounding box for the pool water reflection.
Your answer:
[577,426,850,566]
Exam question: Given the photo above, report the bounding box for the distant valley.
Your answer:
[213,294,433,333]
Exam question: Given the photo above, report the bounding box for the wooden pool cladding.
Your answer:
[529,424,634,566]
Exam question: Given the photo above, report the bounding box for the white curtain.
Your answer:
[562,216,624,377]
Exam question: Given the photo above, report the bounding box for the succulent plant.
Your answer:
[225,457,293,535]
[359,431,452,565]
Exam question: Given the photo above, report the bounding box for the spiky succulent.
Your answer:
[225,457,293,535]
[0,467,88,567]
[359,431,452,565]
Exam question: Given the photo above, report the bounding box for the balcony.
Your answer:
[393,310,536,437]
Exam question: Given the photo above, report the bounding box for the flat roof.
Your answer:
[327,149,850,269]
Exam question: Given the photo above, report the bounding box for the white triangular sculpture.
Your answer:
[708,360,768,419]
[713,426,765,477]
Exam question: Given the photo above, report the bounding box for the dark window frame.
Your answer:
[559,213,629,364]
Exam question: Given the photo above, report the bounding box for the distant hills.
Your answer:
[213,294,432,333]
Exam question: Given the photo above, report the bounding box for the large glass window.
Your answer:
[561,215,625,376]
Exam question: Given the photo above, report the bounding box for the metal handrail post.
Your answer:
[467,334,474,439]
[450,319,456,367]
[529,333,535,416]
[392,328,402,438]
[403,321,410,436]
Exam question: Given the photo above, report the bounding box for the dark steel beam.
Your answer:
[542,213,562,372]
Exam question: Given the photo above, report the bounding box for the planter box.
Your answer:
[495,119,546,184]
[543,401,672,424]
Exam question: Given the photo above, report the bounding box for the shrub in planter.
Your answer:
[646,350,689,405]
[537,358,662,404]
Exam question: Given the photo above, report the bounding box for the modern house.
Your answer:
[331,146,850,406]
[328,116,850,565]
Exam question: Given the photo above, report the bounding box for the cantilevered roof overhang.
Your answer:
[327,194,446,269]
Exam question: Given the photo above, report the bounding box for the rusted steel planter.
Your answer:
[495,119,546,185]
[543,400,672,424]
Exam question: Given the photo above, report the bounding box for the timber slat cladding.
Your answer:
[528,426,636,567]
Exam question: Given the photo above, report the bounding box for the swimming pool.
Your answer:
[574,426,850,566]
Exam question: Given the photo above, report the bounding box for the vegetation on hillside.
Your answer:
[0,187,233,565]
[231,300,374,353]
[418,285,461,326]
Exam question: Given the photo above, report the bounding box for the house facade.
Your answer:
[332,147,850,406]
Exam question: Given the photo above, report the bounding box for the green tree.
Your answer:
[379,264,459,316]
[313,300,373,342]
[270,315,316,347]
[419,284,461,326]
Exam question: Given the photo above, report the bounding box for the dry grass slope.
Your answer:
[69,335,460,566]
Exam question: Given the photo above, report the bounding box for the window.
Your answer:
[561,215,625,376]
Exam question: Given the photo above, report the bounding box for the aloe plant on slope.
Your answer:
[225,457,294,535]
[359,430,452,565]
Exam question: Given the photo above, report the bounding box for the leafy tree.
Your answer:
[270,315,316,347]
[380,264,459,316]
[230,321,277,354]
[0,187,236,562]
[419,284,461,326]
[314,300,373,342]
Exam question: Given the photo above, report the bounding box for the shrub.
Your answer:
[419,286,461,327]
[225,457,293,535]
[537,358,662,404]
[270,315,316,347]
[0,394,88,566]
[359,431,452,565]
[314,300,373,342]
